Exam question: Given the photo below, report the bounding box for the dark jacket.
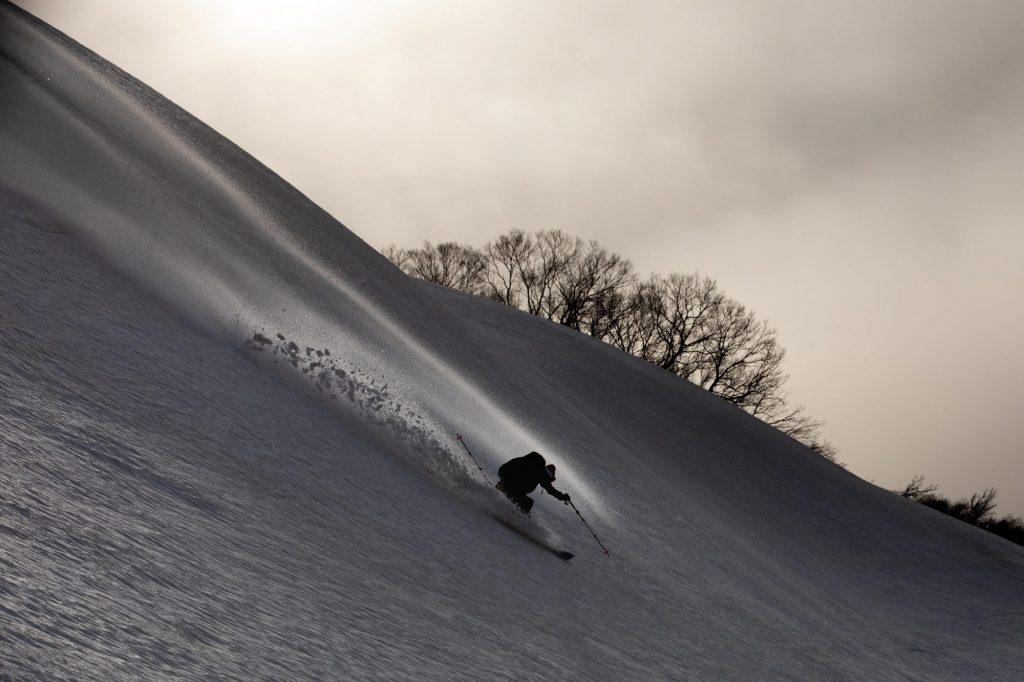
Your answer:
[497,452,569,501]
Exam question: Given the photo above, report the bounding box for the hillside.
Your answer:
[1,3,1022,680]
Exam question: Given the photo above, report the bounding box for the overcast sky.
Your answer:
[19,0,1024,515]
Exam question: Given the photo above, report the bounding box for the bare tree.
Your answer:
[950,488,998,525]
[899,475,939,499]
[897,478,1023,546]
[381,229,836,462]
[386,241,486,295]
[676,296,824,445]
[482,230,533,307]
[694,301,785,408]
[481,229,636,332]
[523,230,579,318]
[381,244,412,269]
[807,439,842,465]
[601,280,662,360]
[647,274,722,375]
[553,238,635,332]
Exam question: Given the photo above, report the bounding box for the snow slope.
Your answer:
[2,3,1022,680]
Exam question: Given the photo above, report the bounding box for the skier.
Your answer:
[496,451,570,514]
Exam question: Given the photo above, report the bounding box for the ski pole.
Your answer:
[456,433,492,485]
[568,499,610,556]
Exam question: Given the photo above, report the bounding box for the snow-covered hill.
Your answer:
[2,3,1021,680]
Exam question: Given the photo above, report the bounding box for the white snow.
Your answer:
[1,4,1022,680]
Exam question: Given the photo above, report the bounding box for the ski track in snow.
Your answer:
[2,3,1023,680]
[238,326,565,549]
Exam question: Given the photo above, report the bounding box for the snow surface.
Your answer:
[1,3,1022,680]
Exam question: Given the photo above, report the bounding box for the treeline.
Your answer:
[898,476,1024,546]
[383,229,838,463]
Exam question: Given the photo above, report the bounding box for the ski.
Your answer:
[490,513,574,560]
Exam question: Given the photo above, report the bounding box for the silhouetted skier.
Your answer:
[496,451,570,514]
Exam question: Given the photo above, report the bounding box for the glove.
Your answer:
[563,494,571,504]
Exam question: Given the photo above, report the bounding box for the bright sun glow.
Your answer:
[204,0,391,53]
